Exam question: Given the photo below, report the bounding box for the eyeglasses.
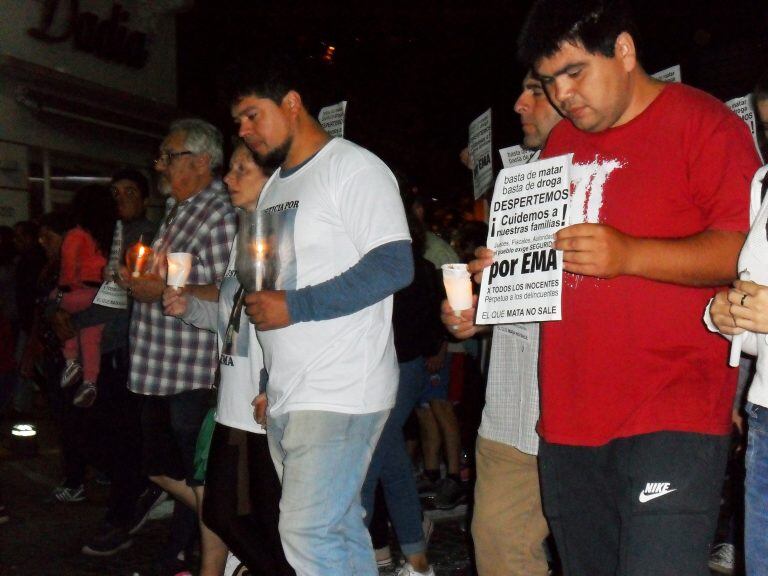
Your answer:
[154,150,193,167]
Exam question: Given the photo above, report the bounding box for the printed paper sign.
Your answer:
[499,145,537,169]
[651,65,681,83]
[726,94,760,151]
[469,108,493,199]
[93,220,128,309]
[93,281,128,309]
[476,154,572,324]
[318,101,347,138]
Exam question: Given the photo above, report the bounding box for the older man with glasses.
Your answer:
[121,118,236,576]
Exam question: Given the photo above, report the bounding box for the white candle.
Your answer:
[130,243,151,277]
[442,263,473,313]
[729,269,751,367]
[167,252,193,288]
[250,240,268,291]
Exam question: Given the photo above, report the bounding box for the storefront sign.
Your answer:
[28,1,149,69]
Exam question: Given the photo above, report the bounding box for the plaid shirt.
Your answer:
[478,323,541,455]
[129,181,236,396]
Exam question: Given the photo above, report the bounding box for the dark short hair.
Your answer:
[13,220,39,239]
[227,53,320,115]
[70,185,117,256]
[517,0,639,68]
[111,168,150,199]
[755,70,768,102]
[37,212,71,236]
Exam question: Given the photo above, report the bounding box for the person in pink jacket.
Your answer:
[57,185,116,407]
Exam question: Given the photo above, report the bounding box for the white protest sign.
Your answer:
[476,153,572,325]
[318,101,347,138]
[726,94,760,151]
[93,220,128,309]
[93,281,129,309]
[469,109,493,199]
[499,145,537,169]
[652,65,681,83]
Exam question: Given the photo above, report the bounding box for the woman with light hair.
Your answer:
[163,140,293,576]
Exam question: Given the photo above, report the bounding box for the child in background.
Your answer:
[56,186,116,408]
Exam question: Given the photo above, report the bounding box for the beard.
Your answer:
[158,177,172,196]
[253,137,292,171]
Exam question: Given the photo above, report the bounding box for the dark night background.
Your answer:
[175,1,768,204]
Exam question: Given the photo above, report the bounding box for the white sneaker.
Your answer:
[60,360,83,388]
[397,562,435,576]
[708,542,735,575]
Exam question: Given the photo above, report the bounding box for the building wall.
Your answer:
[0,0,178,223]
[0,0,176,104]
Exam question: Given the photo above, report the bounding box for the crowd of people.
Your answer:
[3,0,768,575]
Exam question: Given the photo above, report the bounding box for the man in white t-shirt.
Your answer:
[232,60,413,576]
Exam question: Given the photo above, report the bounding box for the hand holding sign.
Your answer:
[554,223,634,278]
[476,154,571,324]
[468,247,495,284]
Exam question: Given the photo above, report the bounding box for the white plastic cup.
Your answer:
[442,263,473,314]
[166,252,193,289]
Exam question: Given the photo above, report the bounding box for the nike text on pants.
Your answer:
[539,431,729,576]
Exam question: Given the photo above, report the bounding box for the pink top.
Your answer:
[59,227,107,288]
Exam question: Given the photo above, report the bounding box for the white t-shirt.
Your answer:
[256,138,410,416]
[180,238,265,433]
[215,243,265,434]
[705,166,768,409]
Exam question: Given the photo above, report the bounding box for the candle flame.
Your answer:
[252,240,267,259]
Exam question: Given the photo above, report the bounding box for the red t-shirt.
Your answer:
[59,226,107,288]
[539,83,761,446]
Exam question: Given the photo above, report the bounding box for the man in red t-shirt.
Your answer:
[459,1,762,574]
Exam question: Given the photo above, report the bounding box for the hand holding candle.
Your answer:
[442,264,473,314]
[729,269,751,367]
[166,252,193,289]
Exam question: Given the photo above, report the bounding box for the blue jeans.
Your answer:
[362,357,426,556]
[268,409,389,576]
[746,402,768,576]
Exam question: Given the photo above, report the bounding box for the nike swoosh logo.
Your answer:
[638,488,677,503]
